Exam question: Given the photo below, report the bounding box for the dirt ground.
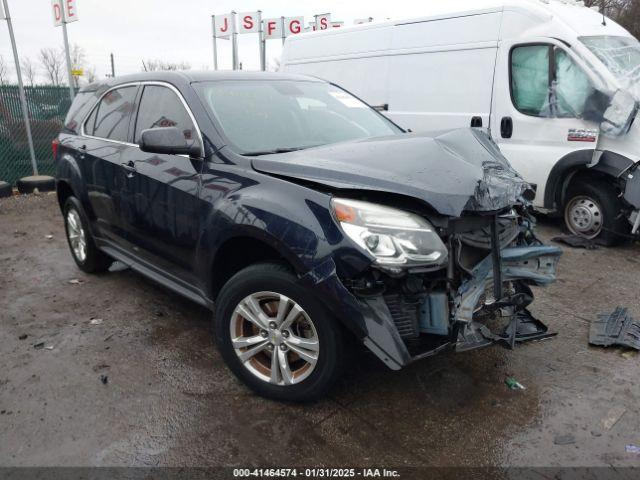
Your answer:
[1,193,639,470]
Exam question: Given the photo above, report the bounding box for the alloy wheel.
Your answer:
[66,207,87,263]
[230,291,319,386]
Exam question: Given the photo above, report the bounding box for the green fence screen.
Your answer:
[0,85,73,185]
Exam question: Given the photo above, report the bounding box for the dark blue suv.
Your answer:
[55,71,561,401]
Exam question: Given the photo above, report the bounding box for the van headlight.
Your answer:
[331,198,448,269]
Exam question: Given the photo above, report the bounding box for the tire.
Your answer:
[0,181,12,198]
[564,179,628,246]
[16,175,56,194]
[213,262,345,402]
[63,196,113,273]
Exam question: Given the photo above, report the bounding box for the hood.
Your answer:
[252,128,530,217]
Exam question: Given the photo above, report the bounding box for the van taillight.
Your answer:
[52,139,59,161]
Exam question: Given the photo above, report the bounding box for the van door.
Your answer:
[491,41,600,208]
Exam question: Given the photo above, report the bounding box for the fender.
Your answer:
[544,149,636,210]
[55,148,94,219]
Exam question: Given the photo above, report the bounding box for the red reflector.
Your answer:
[52,139,59,161]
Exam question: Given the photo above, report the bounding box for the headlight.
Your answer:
[332,198,448,269]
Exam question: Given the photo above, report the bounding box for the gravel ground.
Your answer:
[1,193,639,470]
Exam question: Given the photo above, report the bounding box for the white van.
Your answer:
[281,0,640,245]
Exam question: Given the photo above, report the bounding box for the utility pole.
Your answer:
[110,53,115,77]
[1,0,38,175]
[61,16,74,101]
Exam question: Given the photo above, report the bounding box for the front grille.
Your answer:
[459,215,519,249]
[384,294,419,338]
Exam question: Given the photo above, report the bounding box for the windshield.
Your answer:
[581,35,640,97]
[194,80,401,155]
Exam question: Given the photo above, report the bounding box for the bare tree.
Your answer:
[0,55,9,85]
[39,48,64,85]
[70,44,87,71]
[143,59,191,71]
[21,57,37,86]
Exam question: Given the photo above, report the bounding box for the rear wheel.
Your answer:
[213,262,345,402]
[563,180,628,246]
[63,197,113,273]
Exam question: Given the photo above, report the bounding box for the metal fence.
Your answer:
[0,85,73,185]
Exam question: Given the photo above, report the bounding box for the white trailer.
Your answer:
[281,0,640,244]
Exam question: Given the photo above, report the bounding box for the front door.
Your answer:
[118,84,203,285]
[491,40,600,208]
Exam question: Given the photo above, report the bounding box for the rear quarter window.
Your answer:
[63,91,97,134]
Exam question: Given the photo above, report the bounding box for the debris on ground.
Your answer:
[554,434,576,445]
[602,406,627,430]
[589,307,640,350]
[44,345,54,350]
[551,234,599,249]
[45,235,53,240]
[68,279,83,285]
[18,334,27,340]
[621,350,638,359]
[33,342,45,350]
[626,444,640,454]
[505,377,526,390]
[100,374,108,385]
[89,318,103,325]
[92,364,110,373]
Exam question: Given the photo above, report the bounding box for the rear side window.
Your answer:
[134,85,196,144]
[64,91,96,133]
[90,86,137,142]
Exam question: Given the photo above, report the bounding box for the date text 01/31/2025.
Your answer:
[233,468,401,478]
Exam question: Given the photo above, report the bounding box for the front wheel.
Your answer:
[563,180,628,246]
[213,262,345,402]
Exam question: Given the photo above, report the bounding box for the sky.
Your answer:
[0,0,484,85]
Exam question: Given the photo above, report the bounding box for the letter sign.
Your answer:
[239,11,259,33]
[63,0,78,23]
[52,0,63,26]
[215,13,232,38]
[315,13,331,31]
[263,18,282,39]
[284,16,304,37]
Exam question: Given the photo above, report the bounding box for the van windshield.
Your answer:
[194,80,401,155]
[580,35,640,97]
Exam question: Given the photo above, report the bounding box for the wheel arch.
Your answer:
[544,150,633,211]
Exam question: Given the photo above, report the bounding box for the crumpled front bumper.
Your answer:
[300,244,562,370]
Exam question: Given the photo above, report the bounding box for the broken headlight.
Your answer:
[332,198,448,269]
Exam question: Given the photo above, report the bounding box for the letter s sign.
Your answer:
[238,11,259,33]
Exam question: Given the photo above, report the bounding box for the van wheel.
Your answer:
[563,180,628,246]
[63,197,113,273]
[213,262,345,402]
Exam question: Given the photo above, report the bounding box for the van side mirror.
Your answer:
[600,89,637,137]
[139,127,202,157]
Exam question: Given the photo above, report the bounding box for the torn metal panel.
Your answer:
[589,307,640,350]
[454,246,562,324]
[252,128,531,217]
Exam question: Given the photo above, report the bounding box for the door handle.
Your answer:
[121,160,136,177]
[500,116,513,139]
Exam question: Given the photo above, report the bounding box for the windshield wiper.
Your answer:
[242,145,323,156]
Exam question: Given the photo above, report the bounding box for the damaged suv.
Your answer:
[55,72,562,401]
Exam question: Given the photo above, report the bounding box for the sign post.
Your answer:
[1,0,38,176]
[231,11,239,70]
[52,0,78,102]
[211,15,218,70]
[257,11,265,71]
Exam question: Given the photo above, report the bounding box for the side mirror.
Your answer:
[139,127,202,157]
[600,89,637,137]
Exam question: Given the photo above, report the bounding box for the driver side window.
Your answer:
[511,45,593,118]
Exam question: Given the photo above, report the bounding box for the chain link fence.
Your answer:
[0,85,73,185]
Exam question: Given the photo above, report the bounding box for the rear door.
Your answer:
[81,85,139,242]
[491,41,600,208]
[118,83,203,284]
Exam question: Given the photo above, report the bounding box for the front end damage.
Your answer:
[303,208,561,370]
